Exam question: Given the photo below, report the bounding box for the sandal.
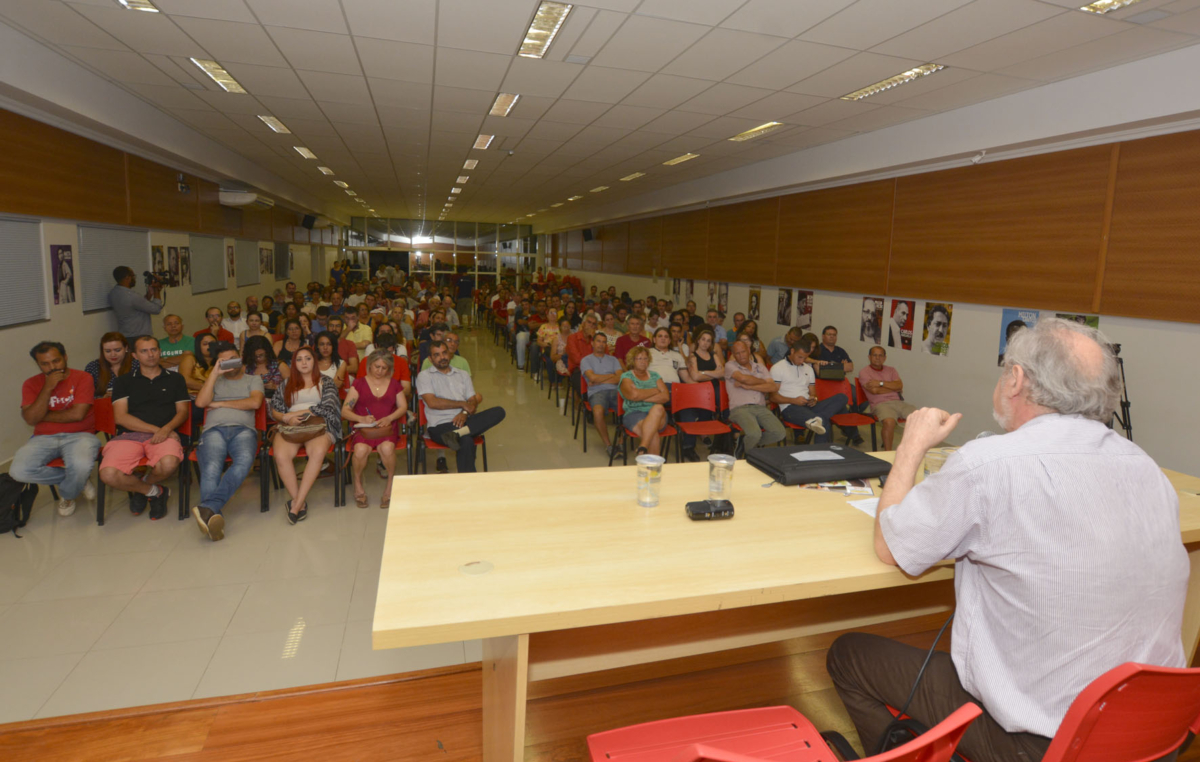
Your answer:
[355,491,369,509]
[636,446,649,457]
[380,495,390,509]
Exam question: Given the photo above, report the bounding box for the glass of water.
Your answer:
[636,454,666,507]
[708,454,735,501]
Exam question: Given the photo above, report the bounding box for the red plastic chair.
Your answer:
[587,702,981,762]
[669,382,731,463]
[266,413,343,507]
[815,378,878,450]
[416,399,486,474]
[608,394,676,466]
[182,403,270,514]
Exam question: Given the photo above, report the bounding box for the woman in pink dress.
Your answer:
[341,349,408,509]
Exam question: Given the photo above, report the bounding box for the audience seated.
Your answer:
[268,347,341,524]
[769,337,844,443]
[273,318,305,369]
[99,335,188,520]
[108,266,164,338]
[420,331,470,375]
[222,301,248,339]
[342,350,409,508]
[418,322,450,366]
[647,328,690,385]
[157,314,193,369]
[325,316,360,378]
[11,341,100,517]
[705,309,728,352]
[193,307,236,343]
[598,311,624,353]
[181,334,217,394]
[614,315,650,365]
[858,346,918,450]
[417,341,505,474]
[313,331,348,388]
[724,338,785,453]
[192,341,264,541]
[85,332,139,397]
[238,311,270,351]
[677,327,726,462]
[734,320,768,366]
[343,311,374,359]
[814,325,863,446]
[617,346,670,457]
[767,326,804,365]
[243,335,284,394]
[581,332,623,457]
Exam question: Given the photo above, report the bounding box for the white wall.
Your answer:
[554,268,1199,474]
[1,218,315,465]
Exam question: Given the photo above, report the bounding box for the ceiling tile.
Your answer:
[172,17,289,67]
[255,95,326,119]
[823,103,930,132]
[0,1,125,49]
[998,25,1194,81]
[296,70,373,105]
[343,0,435,44]
[481,115,537,137]
[267,27,361,75]
[432,110,486,133]
[431,85,495,113]
[168,108,240,130]
[573,0,642,12]
[788,52,926,98]
[769,125,854,149]
[725,39,857,90]
[223,62,310,99]
[891,71,1032,110]
[640,109,718,134]
[154,0,257,23]
[507,94,557,120]
[636,0,748,25]
[370,78,433,110]
[562,66,652,103]
[142,53,209,86]
[436,0,530,55]
[125,83,209,109]
[799,0,974,50]
[620,73,714,109]
[70,3,207,56]
[525,120,584,140]
[59,46,178,86]
[1151,6,1200,32]
[541,99,612,124]
[355,38,434,83]
[434,47,510,90]
[191,89,264,113]
[563,9,625,60]
[871,0,1065,61]
[661,27,789,81]
[590,15,711,72]
[500,57,585,98]
[939,12,1123,73]
[590,104,667,129]
[730,90,826,120]
[246,0,348,33]
[677,82,775,115]
[278,116,338,136]
[791,97,879,126]
[721,0,856,37]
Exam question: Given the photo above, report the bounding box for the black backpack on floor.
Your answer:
[0,474,37,538]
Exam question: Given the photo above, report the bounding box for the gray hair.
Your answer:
[1001,317,1120,422]
[365,349,394,374]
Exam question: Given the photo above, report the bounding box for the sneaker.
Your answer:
[81,481,96,501]
[849,434,865,446]
[439,430,462,451]
[680,448,700,463]
[191,505,225,541]
[57,499,76,517]
[129,491,147,516]
[148,486,170,520]
[804,417,827,435]
[435,456,449,474]
[606,444,618,459]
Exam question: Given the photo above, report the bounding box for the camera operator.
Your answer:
[109,266,165,338]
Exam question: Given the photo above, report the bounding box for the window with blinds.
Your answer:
[78,226,149,312]
[188,235,225,294]
[275,241,290,281]
[235,239,259,287]
[0,218,48,328]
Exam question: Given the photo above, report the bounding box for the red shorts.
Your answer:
[100,437,184,474]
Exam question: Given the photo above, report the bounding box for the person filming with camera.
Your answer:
[108,266,165,338]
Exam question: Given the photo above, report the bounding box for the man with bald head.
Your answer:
[827,318,1188,762]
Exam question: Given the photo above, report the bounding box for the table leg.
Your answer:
[1183,544,1200,664]
[483,634,529,762]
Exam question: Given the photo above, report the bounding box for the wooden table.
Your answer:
[374,457,1200,762]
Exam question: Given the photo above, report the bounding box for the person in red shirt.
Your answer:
[614,314,651,365]
[566,313,599,376]
[192,306,236,344]
[325,315,360,378]
[11,341,101,517]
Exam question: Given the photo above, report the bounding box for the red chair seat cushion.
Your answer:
[675,420,731,436]
[830,413,876,426]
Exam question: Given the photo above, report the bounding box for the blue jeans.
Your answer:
[197,425,259,513]
[10,433,101,500]
[515,331,530,368]
[780,393,848,444]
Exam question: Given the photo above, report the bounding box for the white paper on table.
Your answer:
[847,498,879,518]
[789,450,844,463]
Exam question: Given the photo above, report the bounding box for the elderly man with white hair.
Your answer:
[827,317,1188,762]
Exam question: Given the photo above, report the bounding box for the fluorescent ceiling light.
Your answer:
[118,0,159,11]
[663,153,698,166]
[346,190,357,196]
[463,159,478,170]
[451,187,462,194]
[520,2,573,59]
[538,208,548,212]
[729,121,783,142]
[551,203,564,207]
[294,146,317,159]
[473,134,494,150]
[590,186,608,193]
[367,209,375,212]
[257,115,290,134]
[457,176,470,183]
[1080,0,1147,12]
[189,58,246,94]
[567,195,582,201]
[620,172,645,181]
[317,166,334,175]
[841,64,945,101]
[490,93,521,117]
[334,181,349,188]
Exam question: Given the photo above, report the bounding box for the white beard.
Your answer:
[992,393,1014,432]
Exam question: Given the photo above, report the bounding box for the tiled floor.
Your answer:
[0,325,880,723]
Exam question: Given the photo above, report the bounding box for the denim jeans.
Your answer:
[10,432,101,500]
[515,331,531,369]
[780,393,848,444]
[197,425,259,513]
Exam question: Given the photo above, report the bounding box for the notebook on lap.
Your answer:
[747,444,892,486]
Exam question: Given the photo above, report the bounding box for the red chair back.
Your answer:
[814,377,854,405]
[1041,663,1200,762]
[202,402,269,432]
[855,377,871,408]
[718,382,730,414]
[670,382,717,417]
[93,397,116,437]
[176,402,193,438]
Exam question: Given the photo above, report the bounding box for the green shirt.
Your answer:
[421,356,471,375]
[159,335,194,359]
[618,370,661,413]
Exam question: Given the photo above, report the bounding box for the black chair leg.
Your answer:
[50,486,60,500]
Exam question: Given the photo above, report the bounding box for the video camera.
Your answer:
[143,270,171,287]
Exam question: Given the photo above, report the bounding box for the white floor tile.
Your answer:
[251,532,364,581]
[346,570,379,622]
[336,620,464,682]
[225,574,354,635]
[192,623,344,699]
[20,551,168,602]
[0,595,132,660]
[0,653,85,723]
[37,638,219,719]
[141,536,273,593]
[92,584,248,650]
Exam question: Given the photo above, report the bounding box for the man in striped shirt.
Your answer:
[827,318,1188,762]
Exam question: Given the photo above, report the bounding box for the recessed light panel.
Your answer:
[346,190,357,196]
[590,186,608,193]
[551,203,564,207]
[257,115,290,133]
[567,195,583,201]
[520,2,573,59]
[189,58,246,94]
[473,134,494,150]
[841,64,945,101]
[1080,0,1147,12]
[729,121,783,142]
[663,153,698,166]
[118,0,159,11]
[334,181,349,188]
[317,166,334,175]
[490,93,521,117]
[457,176,470,183]
[620,172,645,181]
[463,159,478,170]
[451,187,462,194]
[294,146,317,159]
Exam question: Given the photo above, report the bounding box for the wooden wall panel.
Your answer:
[890,146,1112,311]
[1102,131,1200,322]
[242,205,273,242]
[777,180,894,295]
[566,229,583,270]
[581,227,602,272]
[707,198,778,286]
[626,217,661,276]
[0,110,128,224]
[198,179,226,235]
[128,156,199,231]
[272,208,295,243]
[661,209,707,279]
[600,223,628,274]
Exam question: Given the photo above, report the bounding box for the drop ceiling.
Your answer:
[1,0,1198,227]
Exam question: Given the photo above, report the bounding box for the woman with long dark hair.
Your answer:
[274,318,304,367]
[268,346,341,523]
[85,332,138,396]
[243,335,284,393]
[312,330,347,388]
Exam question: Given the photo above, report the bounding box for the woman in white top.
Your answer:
[598,311,623,352]
[364,321,408,358]
[647,327,691,385]
[313,331,348,389]
[268,347,341,523]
